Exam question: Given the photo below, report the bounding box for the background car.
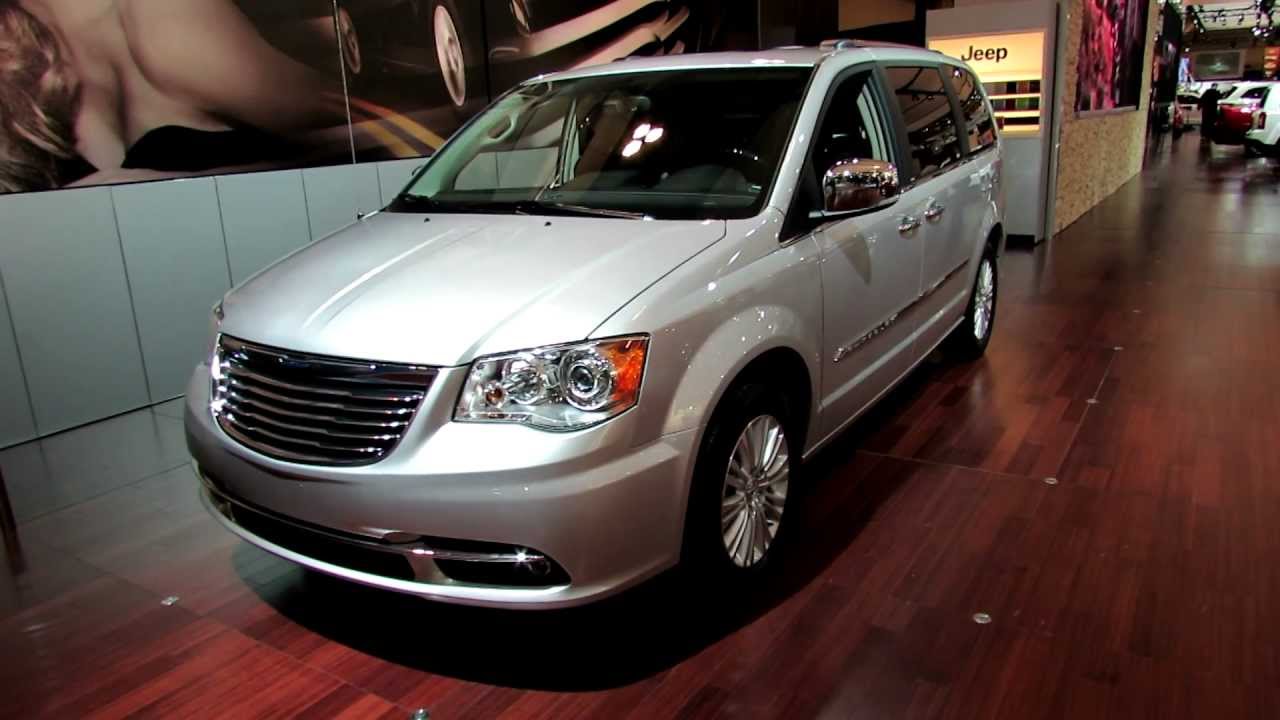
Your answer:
[1213,81,1276,145]
[1177,90,1202,128]
[236,1,742,162]
[1246,84,1279,157]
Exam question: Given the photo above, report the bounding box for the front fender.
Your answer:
[663,302,821,441]
[593,214,823,454]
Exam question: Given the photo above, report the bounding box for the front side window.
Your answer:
[811,71,895,183]
[948,66,997,154]
[392,67,811,220]
[885,66,963,178]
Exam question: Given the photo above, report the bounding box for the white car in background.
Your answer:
[1177,91,1202,128]
[1246,84,1279,157]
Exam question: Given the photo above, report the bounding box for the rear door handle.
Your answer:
[924,202,946,221]
[898,216,921,234]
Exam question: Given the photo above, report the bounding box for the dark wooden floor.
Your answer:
[3,139,1280,719]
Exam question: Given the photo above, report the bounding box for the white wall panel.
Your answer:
[352,162,384,218]
[216,170,312,285]
[0,275,36,446]
[377,159,424,206]
[113,178,231,401]
[0,188,148,433]
[302,165,360,241]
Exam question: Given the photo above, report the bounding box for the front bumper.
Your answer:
[186,363,698,609]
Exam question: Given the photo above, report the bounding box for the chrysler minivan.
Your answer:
[187,41,1005,608]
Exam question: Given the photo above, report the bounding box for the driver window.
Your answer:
[813,71,894,186]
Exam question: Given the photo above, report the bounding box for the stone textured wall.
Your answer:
[1053,0,1157,233]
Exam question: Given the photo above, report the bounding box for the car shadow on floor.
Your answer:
[239,355,950,691]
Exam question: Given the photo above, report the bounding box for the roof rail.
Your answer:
[819,38,939,52]
[819,39,859,50]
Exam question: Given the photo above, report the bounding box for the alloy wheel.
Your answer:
[973,257,996,342]
[720,414,789,568]
[337,8,362,77]
[433,5,467,108]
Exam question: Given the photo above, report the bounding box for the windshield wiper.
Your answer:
[390,196,646,219]
[513,200,647,220]
[390,194,438,211]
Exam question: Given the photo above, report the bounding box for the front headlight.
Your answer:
[455,335,648,431]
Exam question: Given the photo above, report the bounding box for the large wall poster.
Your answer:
[0,0,756,195]
[1074,0,1151,114]
[1191,50,1244,81]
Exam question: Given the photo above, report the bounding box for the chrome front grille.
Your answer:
[211,335,435,466]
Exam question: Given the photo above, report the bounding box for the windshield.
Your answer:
[390,67,811,220]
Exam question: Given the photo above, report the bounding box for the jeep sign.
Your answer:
[928,31,1045,84]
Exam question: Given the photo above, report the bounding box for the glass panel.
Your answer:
[949,67,997,154]
[812,72,894,184]
[394,67,811,220]
[885,66,963,177]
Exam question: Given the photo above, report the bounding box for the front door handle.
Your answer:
[898,215,921,234]
[924,202,946,221]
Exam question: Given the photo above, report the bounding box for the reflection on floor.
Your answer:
[3,139,1280,718]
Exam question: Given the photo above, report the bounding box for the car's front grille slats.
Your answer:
[226,406,400,443]
[213,335,434,466]
[226,391,411,429]
[228,365,425,403]
[227,378,416,416]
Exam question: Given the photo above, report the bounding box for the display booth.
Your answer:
[927,0,1063,243]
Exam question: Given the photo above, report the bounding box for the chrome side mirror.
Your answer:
[822,159,900,214]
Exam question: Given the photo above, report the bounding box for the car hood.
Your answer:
[219,211,725,366]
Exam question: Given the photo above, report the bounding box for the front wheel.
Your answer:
[948,250,998,358]
[683,383,797,586]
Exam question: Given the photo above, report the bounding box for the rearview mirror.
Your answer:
[822,159,899,214]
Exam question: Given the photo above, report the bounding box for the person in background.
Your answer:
[0,0,346,193]
[1198,84,1222,144]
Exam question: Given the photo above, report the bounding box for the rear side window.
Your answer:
[948,66,997,154]
[1241,87,1269,101]
[885,66,963,177]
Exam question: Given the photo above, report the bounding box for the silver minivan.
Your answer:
[187,41,1005,609]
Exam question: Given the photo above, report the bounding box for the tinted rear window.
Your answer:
[948,66,996,154]
[885,66,963,177]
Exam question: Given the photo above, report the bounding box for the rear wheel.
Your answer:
[683,382,797,586]
[948,247,998,359]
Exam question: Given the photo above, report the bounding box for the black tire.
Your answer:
[682,381,799,589]
[948,246,999,359]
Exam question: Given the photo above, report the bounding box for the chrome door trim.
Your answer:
[831,258,969,364]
